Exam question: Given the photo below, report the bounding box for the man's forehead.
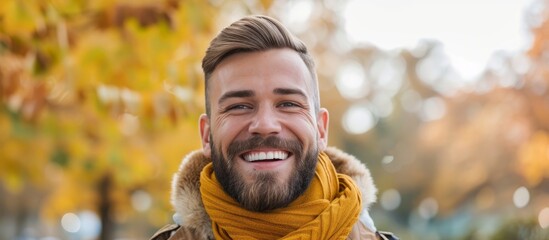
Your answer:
[210,49,314,94]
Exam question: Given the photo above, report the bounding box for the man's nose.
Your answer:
[248,106,281,136]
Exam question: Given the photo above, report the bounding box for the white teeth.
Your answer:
[243,151,289,162]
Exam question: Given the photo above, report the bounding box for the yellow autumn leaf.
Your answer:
[518,131,549,186]
[1,0,43,37]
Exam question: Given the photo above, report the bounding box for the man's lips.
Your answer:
[241,150,290,162]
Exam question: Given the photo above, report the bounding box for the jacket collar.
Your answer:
[170,147,378,238]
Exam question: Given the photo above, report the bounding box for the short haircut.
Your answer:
[201,15,319,116]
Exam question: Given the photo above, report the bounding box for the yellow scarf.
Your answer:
[199,152,362,239]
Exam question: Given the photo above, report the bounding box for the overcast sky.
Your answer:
[343,0,536,80]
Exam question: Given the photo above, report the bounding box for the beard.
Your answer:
[210,135,318,212]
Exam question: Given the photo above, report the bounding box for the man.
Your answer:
[151,15,397,240]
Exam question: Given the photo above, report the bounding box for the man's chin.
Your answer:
[232,171,293,212]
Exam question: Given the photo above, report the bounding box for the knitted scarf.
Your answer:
[199,152,362,239]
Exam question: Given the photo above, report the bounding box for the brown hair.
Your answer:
[201,15,319,116]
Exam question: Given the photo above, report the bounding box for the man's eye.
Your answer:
[227,104,252,111]
[278,102,300,108]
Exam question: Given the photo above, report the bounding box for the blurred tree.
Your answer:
[359,0,549,237]
[0,0,281,238]
[414,0,549,216]
[289,0,549,238]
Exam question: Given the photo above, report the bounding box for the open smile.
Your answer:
[241,150,291,162]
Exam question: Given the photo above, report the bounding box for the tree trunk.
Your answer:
[98,174,114,240]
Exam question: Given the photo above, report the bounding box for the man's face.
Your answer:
[199,49,329,211]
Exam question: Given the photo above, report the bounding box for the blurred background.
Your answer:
[1,0,549,239]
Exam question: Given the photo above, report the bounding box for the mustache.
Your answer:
[226,135,303,161]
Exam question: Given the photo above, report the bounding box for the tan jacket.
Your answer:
[151,147,398,240]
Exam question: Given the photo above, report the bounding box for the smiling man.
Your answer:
[151,15,397,240]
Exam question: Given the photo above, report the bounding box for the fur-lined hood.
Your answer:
[170,147,378,238]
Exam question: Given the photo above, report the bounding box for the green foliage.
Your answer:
[490,219,549,240]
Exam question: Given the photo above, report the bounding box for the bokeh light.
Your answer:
[369,55,406,96]
[416,44,451,85]
[79,211,101,239]
[336,61,369,99]
[131,190,153,212]
[539,208,549,229]
[419,97,446,121]
[513,186,530,208]
[61,213,80,233]
[342,104,376,134]
[381,189,401,211]
[418,198,439,220]
[381,155,394,165]
[400,90,422,113]
[281,0,314,33]
[370,94,394,118]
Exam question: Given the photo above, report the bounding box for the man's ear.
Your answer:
[199,114,212,158]
[317,108,329,151]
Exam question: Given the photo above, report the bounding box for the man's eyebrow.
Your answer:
[218,90,255,104]
[273,88,307,99]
